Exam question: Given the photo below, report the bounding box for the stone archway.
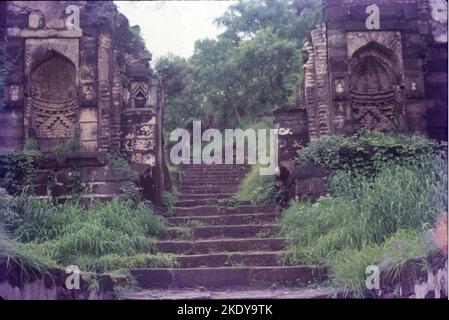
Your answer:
[28,52,79,151]
[349,41,406,132]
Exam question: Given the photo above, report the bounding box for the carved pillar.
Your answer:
[97,32,112,151]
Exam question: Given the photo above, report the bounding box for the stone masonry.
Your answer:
[0,1,165,202]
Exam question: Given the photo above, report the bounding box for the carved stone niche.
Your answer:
[129,81,150,109]
[348,39,407,133]
[27,52,79,151]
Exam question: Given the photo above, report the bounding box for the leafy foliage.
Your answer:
[52,138,80,153]
[3,192,168,272]
[280,153,447,296]
[296,130,435,177]
[2,148,42,196]
[161,189,179,217]
[156,0,323,133]
[107,153,130,169]
[236,163,276,205]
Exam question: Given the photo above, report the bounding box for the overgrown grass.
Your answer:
[236,163,276,205]
[296,130,435,177]
[162,188,179,217]
[2,191,170,273]
[0,228,56,280]
[280,154,447,296]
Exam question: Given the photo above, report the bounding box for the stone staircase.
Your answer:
[125,164,327,299]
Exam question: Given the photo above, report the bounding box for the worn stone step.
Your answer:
[175,205,276,217]
[180,173,247,178]
[119,286,331,300]
[178,194,235,201]
[166,224,278,240]
[129,266,324,289]
[180,165,250,171]
[180,189,238,195]
[168,213,281,225]
[180,180,242,186]
[175,251,285,268]
[175,199,251,207]
[157,237,286,254]
[180,170,249,176]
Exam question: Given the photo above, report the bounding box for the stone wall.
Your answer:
[0,1,165,202]
[0,257,125,300]
[300,0,448,141]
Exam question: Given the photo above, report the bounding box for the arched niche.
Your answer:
[349,41,406,132]
[27,51,79,151]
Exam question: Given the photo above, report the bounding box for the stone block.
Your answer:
[329,59,348,73]
[34,170,52,185]
[52,184,67,197]
[33,184,48,196]
[6,13,28,28]
[295,177,329,200]
[325,6,348,22]
[91,181,135,195]
[402,4,419,20]
[406,101,428,117]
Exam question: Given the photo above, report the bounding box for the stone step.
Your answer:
[179,180,242,186]
[166,224,278,240]
[168,212,281,225]
[179,165,250,170]
[119,286,331,300]
[174,205,276,217]
[179,172,249,176]
[175,251,285,268]
[178,193,235,201]
[129,266,324,289]
[157,237,286,254]
[175,199,251,207]
[180,188,238,195]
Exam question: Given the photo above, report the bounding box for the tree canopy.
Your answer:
[155,0,323,135]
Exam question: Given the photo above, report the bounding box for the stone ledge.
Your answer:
[7,27,83,38]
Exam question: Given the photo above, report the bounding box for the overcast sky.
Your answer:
[115,1,236,61]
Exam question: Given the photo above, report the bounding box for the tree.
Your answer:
[157,0,323,131]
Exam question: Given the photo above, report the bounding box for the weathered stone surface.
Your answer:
[298,0,448,141]
[1,1,165,203]
[91,181,135,195]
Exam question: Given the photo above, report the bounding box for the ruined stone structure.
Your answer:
[274,0,447,200]
[303,0,448,142]
[275,0,447,164]
[0,1,165,202]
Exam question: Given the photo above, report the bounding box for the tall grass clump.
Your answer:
[1,188,55,280]
[2,191,169,273]
[236,163,276,204]
[280,152,447,296]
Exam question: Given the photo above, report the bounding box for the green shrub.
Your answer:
[280,152,446,296]
[107,153,130,169]
[162,189,179,217]
[52,138,80,153]
[3,192,167,272]
[5,196,84,242]
[296,130,435,177]
[330,229,430,297]
[0,226,56,281]
[281,156,446,265]
[2,149,42,195]
[236,164,276,205]
[23,138,40,152]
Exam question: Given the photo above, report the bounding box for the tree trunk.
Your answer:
[225,94,242,126]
